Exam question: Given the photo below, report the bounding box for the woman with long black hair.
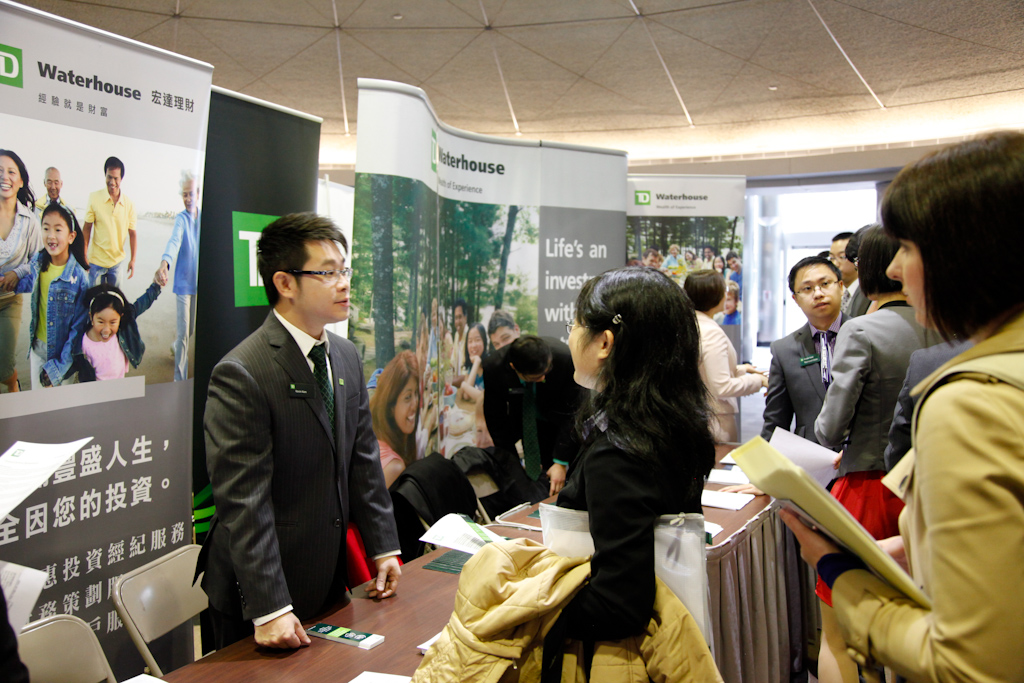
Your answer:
[556,265,716,641]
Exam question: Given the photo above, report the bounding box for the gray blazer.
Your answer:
[847,284,871,318]
[761,314,848,446]
[883,339,971,472]
[199,312,399,621]
[815,303,940,476]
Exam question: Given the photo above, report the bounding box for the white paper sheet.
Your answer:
[1,561,47,633]
[704,521,724,539]
[701,489,754,510]
[0,437,93,520]
[346,673,412,683]
[418,513,504,555]
[539,503,595,557]
[707,467,750,485]
[417,632,442,654]
[768,427,839,489]
[720,453,737,465]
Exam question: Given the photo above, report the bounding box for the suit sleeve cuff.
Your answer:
[552,459,568,466]
[372,550,401,561]
[253,605,293,626]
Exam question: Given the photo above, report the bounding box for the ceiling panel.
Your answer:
[650,0,794,63]
[498,19,632,77]
[133,18,257,89]
[485,0,634,26]
[27,0,173,38]
[341,1,481,29]
[344,28,480,83]
[12,0,1024,165]
[178,0,334,25]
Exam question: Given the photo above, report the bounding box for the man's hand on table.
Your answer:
[547,463,567,496]
[255,611,311,649]
[366,556,401,599]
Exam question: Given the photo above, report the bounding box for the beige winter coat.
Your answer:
[412,538,722,683]
[832,310,1024,682]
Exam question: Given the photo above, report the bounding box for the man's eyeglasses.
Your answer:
[796,279,839,297]
[283,268,353,285]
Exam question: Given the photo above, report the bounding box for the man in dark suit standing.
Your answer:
[762,256,847,445]
[199,213,400,650]
[483,335,582,501]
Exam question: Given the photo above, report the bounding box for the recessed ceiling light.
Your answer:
[392,13,403,20]
[768,85,778,91]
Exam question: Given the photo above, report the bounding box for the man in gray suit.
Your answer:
[832,228,871,318]
[761,256,847,444]
[199,213,400,650]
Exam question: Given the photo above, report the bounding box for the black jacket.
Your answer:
[482,337,583,472]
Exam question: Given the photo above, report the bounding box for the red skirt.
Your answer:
[815,470,904,606]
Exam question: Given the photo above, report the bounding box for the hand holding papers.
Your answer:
[768,427,839,489]
[730,436,930,608]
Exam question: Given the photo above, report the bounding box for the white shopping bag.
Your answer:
[653,513,714,654]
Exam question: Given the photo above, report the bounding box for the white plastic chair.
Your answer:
[18,614,117,683]
[112,544,207,677]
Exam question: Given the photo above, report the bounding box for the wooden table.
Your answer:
[165,444,790,683]
[164,550,461,683]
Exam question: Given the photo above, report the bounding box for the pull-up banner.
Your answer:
[626,174,746,323]
[354,79,626,459]
[0,1,212,677]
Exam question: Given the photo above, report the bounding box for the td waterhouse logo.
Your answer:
[0,43,23,89]
[232,211,278,307]
[431,129,438,173]
[634,190,651,205]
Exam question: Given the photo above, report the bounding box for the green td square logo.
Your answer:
[0,44,23,89]
[634,190,651,205]
[232,211,278,307]
[431,129,438,173]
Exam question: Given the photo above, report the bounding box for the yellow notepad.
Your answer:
[731,437,931,608]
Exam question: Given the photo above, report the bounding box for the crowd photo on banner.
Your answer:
[626,214,745,326]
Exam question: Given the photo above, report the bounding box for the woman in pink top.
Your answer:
[684,270,767,442]
[370,351,421,487]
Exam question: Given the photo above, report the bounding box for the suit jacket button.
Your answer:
[334,519,342,528]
